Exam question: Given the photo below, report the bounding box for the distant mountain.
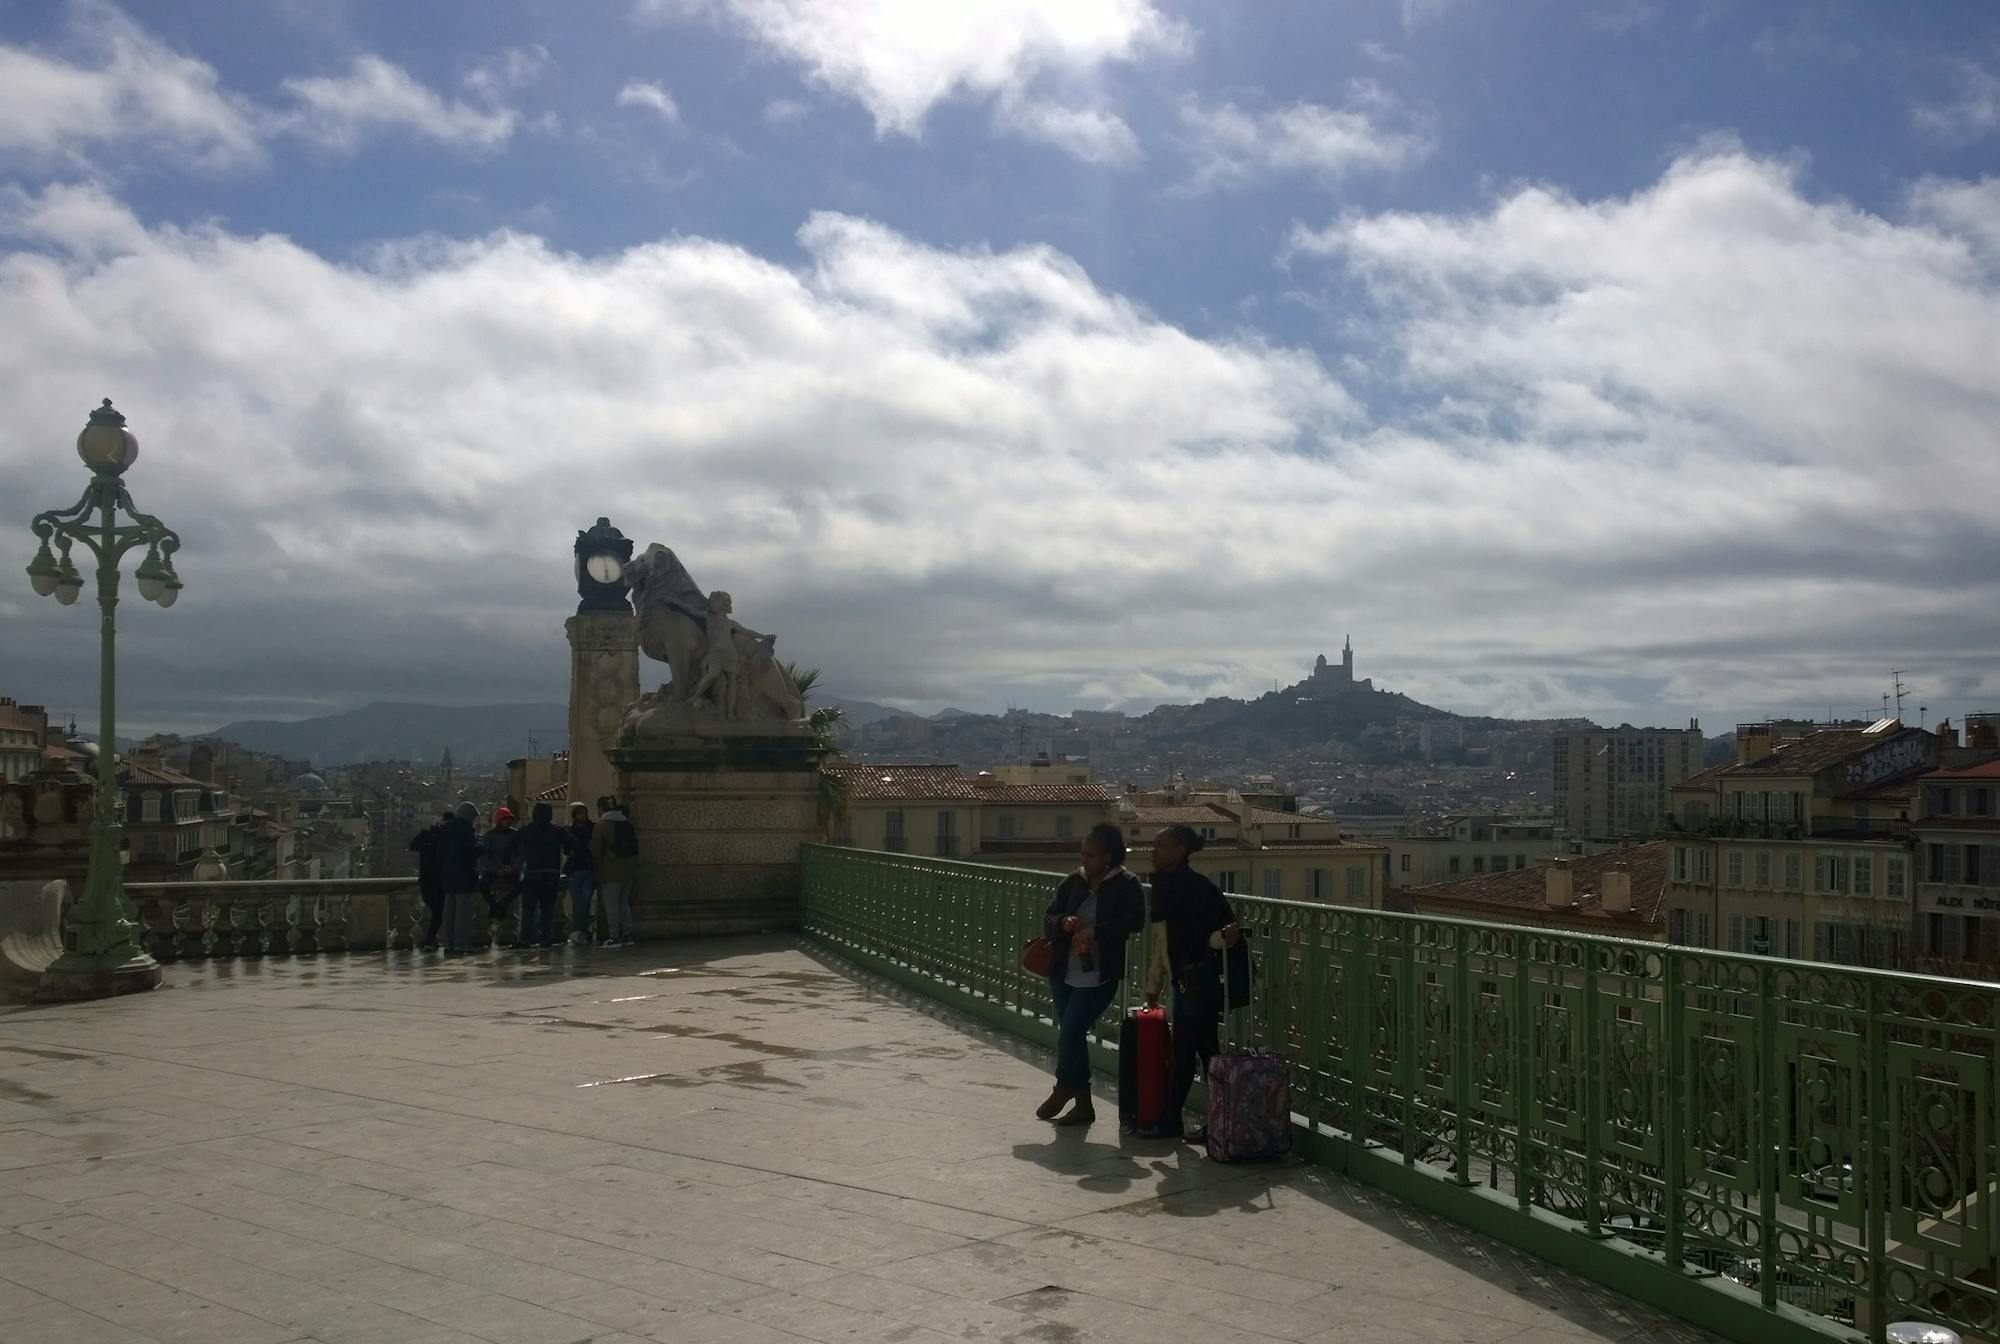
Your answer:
[932,707,979,721]
[207,701,568,767]
[819,696,913,727]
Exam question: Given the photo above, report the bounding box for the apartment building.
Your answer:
[1387,814,1561,890]
[1911,757,2000,965]
[1662,722,1931,967]
[1553,722,1706,841]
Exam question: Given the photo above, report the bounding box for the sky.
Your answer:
[1,0,1998,738]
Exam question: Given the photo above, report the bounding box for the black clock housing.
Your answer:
[574,516,634,614]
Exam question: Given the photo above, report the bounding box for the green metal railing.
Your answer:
[800,845,1999,1344]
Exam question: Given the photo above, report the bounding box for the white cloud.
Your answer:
[1001,101,1138,165]
[763,97,809,126]
[1179,83,1435,192]
[6,154,1999,730]
[0,0,263,170]
[279,56,519,151]
[1910,176,2000,259]
[1915,55,2000,142]
[617,80,683,125]
[463,44,551,101]
[653,0,1182,157]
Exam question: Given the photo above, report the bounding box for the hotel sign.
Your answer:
[1922,886,2000,914]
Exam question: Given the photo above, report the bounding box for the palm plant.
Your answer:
[785,662,851,841]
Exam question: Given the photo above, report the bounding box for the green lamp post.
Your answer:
[26,399,182,1001]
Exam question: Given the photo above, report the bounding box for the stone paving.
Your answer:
[0,938,1723,1344]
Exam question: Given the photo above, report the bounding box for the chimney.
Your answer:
[1602,861,1633,915]
[1737,723,1774,766]
[1544,856,1574,909]
[1938,719,1959,748]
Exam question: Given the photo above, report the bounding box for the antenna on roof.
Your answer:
[1891,669,1912,720]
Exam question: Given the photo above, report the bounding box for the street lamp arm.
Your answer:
[31,481,181,565]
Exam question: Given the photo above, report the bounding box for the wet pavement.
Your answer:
[0,938,1720,1343]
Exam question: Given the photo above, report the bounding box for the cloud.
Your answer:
[616,80,683,125]
[279,56,519,151]
[1001,102,1138,165]
[0,0,263,170]
[651,0,1182,157]
[463,44,551,101]
[763,97,809,126]
[5,153,1999,734]
[1914,55,2000,142]
[1179,83,1435,192]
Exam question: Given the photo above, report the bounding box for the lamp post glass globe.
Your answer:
[76,399,138,472]
[586,553,623,584]
[26,544,59,597]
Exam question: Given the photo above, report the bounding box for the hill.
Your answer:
[209,701,569,767]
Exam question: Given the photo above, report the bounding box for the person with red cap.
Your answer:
[480,805,522,947]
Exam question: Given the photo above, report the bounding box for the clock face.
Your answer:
[585,553,623,584]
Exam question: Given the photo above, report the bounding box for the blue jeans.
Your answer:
[567,869,595,940]
[1049,977,1120,1091]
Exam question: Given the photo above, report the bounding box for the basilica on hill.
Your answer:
[1307,636,1374,695]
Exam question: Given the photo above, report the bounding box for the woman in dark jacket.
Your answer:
[1037,822,1148,1127]
[1139,824,1241,1141]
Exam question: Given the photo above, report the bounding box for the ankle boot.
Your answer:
[1053,1094,1096,1127]
[1036,1086,1073,1121]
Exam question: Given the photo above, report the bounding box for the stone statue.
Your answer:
[623,543,806,725]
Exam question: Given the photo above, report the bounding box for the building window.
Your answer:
[1696,849,1713,883]
[1965,844,1982,886]
[1347,866,1364,900]
[1055,814,1073,841]
[1785,917,1801,959]
[997,814,1016,840]
[1669,908,1690,944]
[1928,843,1948,883]
[935,810,957,858]
[1783,853,1801,891]
[141,792,161,823]
[1814,922,1830,961]
[1753,851,1770,889]
[1815,854,1849,893]
[1672,847,1689,882]
[1728,913,1744,952]
[1853,856,1872,897]
[1975,788,1993,817]
[883,809,905,853]
[1696,912,1712,947]
[1448,857,1461,875]
[1399,853,1411,872]
[1936,788,1956,816]
[1515,854,1527,869]
[1885,857,1905,899]
[174,791,197,821]
[1726,851,1743,887]
[1262,871,1281,900]
[1306,868,1329,900]
[1216,870,1240,893]
[1472,856,1485,874]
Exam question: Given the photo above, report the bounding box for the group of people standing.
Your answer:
[1037,821,1241,1138]
[409,796,641,953]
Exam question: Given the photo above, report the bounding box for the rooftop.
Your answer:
[828,762,985,801]
[0,940,1719,1344]
[1408,840,1670,928]
[972,780,1119,804]
[1925,758,2000,780]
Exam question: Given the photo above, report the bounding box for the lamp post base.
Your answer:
[34,948,162,1003]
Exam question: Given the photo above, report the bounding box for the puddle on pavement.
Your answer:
[0,1077,58,1103]
[0,1044,95,1063]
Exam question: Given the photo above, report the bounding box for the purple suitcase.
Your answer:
[1205,939,1291,1162]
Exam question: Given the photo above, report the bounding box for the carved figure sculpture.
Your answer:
[623,543,805,723]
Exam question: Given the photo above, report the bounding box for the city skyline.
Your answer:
[3,1,1998,735]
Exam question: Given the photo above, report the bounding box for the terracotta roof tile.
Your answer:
[1240,807,1331,828]
[1924,757,2000,780]
[1407,841,1668,929]
[1128,804,1234,827]
[974,781,1119,804]
[120,761,204,786]
[828,763,983,801]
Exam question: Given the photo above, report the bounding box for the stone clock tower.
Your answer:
[565,518,638,818]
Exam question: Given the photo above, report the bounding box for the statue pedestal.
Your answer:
[610,698,826,937]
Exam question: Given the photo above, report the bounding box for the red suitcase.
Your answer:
[1117,1005,1173,1132]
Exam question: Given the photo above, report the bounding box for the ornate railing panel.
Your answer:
[129,879,426,959]
[800,845,1999,1344]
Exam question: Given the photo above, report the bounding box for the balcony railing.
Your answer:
[800,844,1998,1344]
[127,878,426,959]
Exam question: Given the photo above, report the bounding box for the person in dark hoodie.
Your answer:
[481,805,521,945]
[1138,824,1241,1141]
[436,801,482,954]
[406,810,451,950]
[511,801,580,949]
[564,800,596,946]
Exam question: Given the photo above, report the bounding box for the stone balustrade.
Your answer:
[127,878,425,960]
